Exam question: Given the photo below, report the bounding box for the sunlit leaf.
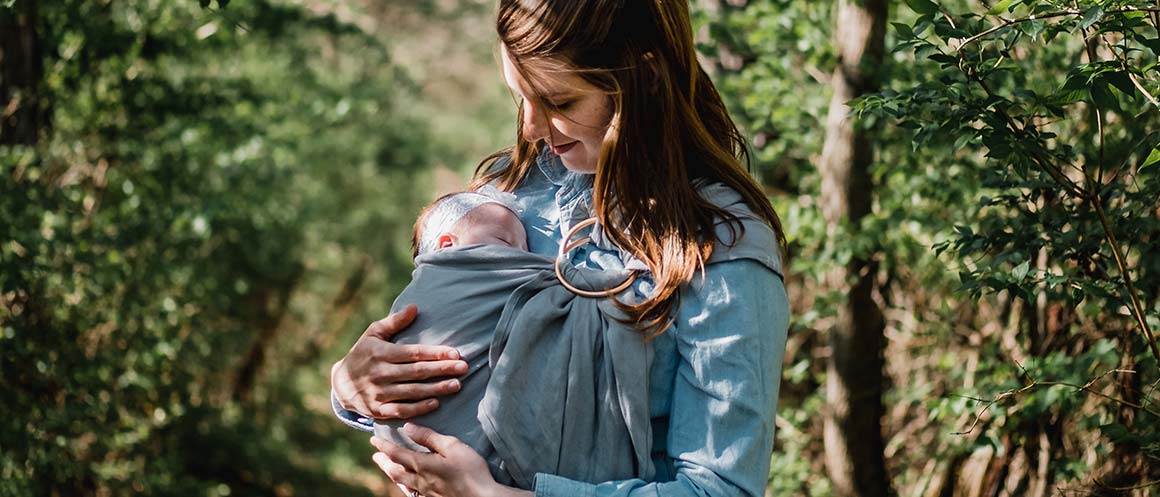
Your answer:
[987,0,1017,15]
[1080,6,1104,30]
[1140,146,1160,174]
[906,0,940,16]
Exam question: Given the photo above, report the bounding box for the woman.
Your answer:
[330,1,790,496]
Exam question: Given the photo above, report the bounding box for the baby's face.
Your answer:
[444,203,528,251]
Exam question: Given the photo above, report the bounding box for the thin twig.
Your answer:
[1099,32,1160,108]
[1145,377,1160,410]
[958,6,1160,51]
[208,6,252,34]
[1093,197,1160,363]
[1093,479,1160,491]
[952,368,1160,436]
[1126,69,1160,107]
[1095,98,1104,188]
[1057,479,1160,495]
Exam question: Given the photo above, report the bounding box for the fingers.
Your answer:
[372,436,424,472]
[404,424,461,455]
[379,360,467,383]
[365,305,419,340]
[378,376,461,399]
[373,451,415,490]
[375,399,440,420]
[385,343,462,363]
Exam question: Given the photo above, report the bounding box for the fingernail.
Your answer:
[454,362,468,373]
[446,349,460,360]
[448,379,460,390]
[427,399,438,407]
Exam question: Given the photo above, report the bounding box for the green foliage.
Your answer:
[703,0,1160,492]
[0,0,488,495]
[860,0,1160,489]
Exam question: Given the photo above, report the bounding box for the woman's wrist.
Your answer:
[486,483,534,497]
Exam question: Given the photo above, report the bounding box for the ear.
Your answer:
[437,233,456,249]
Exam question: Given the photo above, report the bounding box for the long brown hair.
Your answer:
[474,0,786,337]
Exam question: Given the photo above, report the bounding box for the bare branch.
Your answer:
[1093,197,1160,363]
[952,368,1160,437]
[957,6,1160,51]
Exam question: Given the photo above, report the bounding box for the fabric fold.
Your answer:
[375,245,654,489]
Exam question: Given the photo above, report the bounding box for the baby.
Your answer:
[373,188,652,489]
[410,190,527,258]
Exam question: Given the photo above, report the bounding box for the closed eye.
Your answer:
[550,99,575,110]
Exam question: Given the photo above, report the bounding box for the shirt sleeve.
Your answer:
[331,389,375,433]
[534,259,790,497]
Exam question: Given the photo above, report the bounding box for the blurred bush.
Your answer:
[698,0,1159,493]
[0,0,507,495]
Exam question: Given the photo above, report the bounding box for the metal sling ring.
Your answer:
[554,217,638,298]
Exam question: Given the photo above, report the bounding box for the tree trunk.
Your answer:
[1,0,46,145]
[232,269,302,404]
[818,0,892,496]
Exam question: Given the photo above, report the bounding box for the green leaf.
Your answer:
[906,0,939,15]
[1012,260,1031,281]
[987,0,1017,15]
[1089,81,1121,113]
[929,53,959,66]
[1099,423,1130,442]
[1021,19,1046,41]
[954,133,972,151]
[1105,71,1135,96]
[892,22,915,39]
[1080,6,1104,30]
[1061,71,1087,91]
[914,14,935,35]
[1140,146,1160,174]
[915,43,939,59]
[1141,38,1160,57]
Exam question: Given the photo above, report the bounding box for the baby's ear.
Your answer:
[437,233,456,249]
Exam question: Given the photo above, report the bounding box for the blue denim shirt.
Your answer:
[334,151,790,497]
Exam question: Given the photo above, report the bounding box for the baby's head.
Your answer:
[412,190,527,258]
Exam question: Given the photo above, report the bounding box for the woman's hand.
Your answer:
[330,305,468,419]
[370,425,533,497]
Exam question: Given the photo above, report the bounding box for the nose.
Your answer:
[520,100,550,143]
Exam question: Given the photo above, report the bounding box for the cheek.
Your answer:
[587,102,614,144]
[554,99,613,140]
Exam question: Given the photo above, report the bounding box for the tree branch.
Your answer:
[1093,197,1160,363]
[953,368,1160,437]
[957,6,1160,51]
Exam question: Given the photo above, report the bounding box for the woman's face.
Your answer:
[500,45,614,174]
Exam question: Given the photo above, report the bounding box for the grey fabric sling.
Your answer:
[375,245,654,489]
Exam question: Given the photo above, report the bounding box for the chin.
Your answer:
[559,155,597,174]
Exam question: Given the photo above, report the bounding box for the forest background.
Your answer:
[2,0,1158,496]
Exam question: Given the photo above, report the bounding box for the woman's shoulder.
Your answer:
[696,181,784,278]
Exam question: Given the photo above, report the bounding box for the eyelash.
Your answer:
[516,96,575,111]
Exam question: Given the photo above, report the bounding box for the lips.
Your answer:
[551,141,578,155]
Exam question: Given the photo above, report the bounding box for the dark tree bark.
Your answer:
[818,0,892,496]
[1,0,47,145]
[232,269,302,404]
